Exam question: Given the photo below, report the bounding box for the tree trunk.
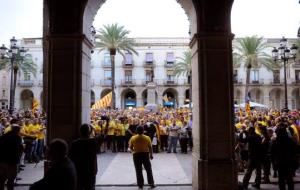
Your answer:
[110,49,116,109]
[245,65,251,103]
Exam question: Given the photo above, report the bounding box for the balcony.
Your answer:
[250,79,264,85]
[233,78,243,85]
[270,79,281,85]
[101,61,111,68]
[121,79,136,86]
[164,62,175,68]
[163,79,178,85]
[143,61,155,68]
[122,62,134,68]
[291,79,300,85]
[18,80,34,87]
[100,79,112,86]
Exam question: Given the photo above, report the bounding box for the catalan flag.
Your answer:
[91,92,112,110]
[32,98,40,111]
[245,101,251,116]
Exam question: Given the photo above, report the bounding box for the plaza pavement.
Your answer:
[15,152,300,190]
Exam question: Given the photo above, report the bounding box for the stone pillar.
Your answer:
[191,1,237,189]
[44,0,89,144]
[145,82,157,111]
[178,96,185,107]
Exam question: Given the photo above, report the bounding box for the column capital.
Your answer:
[190,32,234,48]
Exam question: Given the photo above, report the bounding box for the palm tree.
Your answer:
[0,52,37,112]
[234,36,271,103]
[95,23,138,109]
[174,50,192,108]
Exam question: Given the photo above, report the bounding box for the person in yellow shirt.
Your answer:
[107,119,116,152]
[129,126,155,189]
[159,120,169,151]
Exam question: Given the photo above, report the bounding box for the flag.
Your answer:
[163,94,169,102]
[245,101,251,116]
[91,92,112,110]
[32,98,40,111]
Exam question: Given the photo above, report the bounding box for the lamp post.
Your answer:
[272,37,298,112]
[0,37,26,115]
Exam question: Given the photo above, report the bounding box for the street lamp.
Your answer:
[0,37,27,115]
[272,37,298,112]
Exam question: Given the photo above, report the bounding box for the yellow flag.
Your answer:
[32,98,40,111]
[91,92,112,110]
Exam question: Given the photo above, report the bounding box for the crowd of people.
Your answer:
[1,106,300,190]
[234,108,300,190]
[90,107,193,154]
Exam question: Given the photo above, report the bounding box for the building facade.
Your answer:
[1,37,300,110]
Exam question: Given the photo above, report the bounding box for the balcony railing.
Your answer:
[291,79,300,84]
[100,79,112,86]
[121,79,136,86]
[18,80,34,87]
[122,62,134,68]
[163,79,178,85]
[164,62,175,68]
[143,61,155,68]
[250,79,264,85]
[233,78,243,84]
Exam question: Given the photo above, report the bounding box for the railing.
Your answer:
[121,79,136,86]
[164,62,175,68]
[18,80,34,87]
[291,79,300,84]
[163,79,178,85]
[250,79,264,85]
[122,60,134,68]
[233,78,243,84]
[143,61,155,68]
[100,79,112,86]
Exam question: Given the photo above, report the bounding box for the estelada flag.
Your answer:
[91,92,112,110]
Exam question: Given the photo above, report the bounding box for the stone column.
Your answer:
[44,0,89,144]
[145,82,157,111]
[191,1,237,189]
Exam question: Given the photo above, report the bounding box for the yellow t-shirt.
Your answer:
[129,134,151,153]
[107,121,116,136]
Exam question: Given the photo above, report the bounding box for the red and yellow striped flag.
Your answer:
[91,92,112,110]
[245,101,251,116]
[32,98,40,111]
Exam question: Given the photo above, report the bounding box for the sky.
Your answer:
[0,0,299,46]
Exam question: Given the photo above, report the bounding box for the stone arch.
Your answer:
[83,0,197,38]
[269,88,284,109]
[100,88,111,98]
[248,88,264,104]
[163,88,178,108]
[121,88,137,109]
[45,0,237,189]
[20,89,34,110]
[291,88,300,109]
[91,90,95,107]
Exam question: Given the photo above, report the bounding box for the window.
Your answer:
[2,90,5,98]
[125,70,132,82]
[104,70,112,79]
[24,72,31,81]
[273,70,280,83]
[104,53,111,65]
[2,76,6,86]
[166,52,175,64]
[125,53,133,65]
[250,70,259,83]
[145,53,153,63]
[145,70,153,82]
[233,70,238,83]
